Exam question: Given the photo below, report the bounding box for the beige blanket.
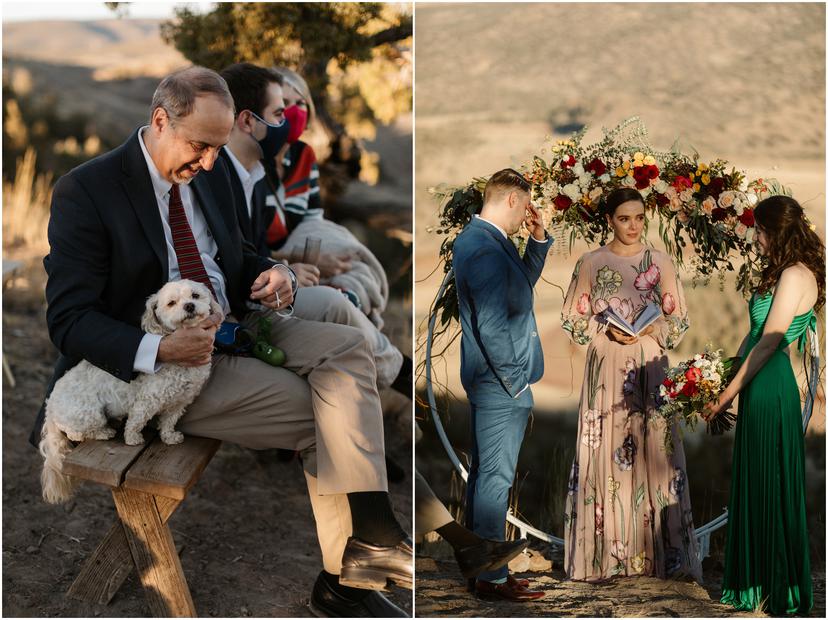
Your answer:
[280,219,389,329]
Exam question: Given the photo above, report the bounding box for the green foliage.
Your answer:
[2,76,112,182]
[160,3,412,138]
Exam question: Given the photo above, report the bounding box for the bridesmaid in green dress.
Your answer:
[704,195,823,616]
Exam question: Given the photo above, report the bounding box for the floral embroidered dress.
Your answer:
[561,245,702,582]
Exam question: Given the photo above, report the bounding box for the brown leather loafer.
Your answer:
[475,578,545,601]
[454,538,529,578]
[339,536,413,591]
[507,574,530,589]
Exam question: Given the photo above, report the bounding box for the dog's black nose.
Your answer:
[184,302,195,313]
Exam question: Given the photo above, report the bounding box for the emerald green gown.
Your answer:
[721,292,814,615]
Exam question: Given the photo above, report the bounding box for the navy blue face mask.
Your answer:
[250,111,290,161]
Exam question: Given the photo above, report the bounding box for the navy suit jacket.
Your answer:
[452,217,550,405]
[218,148,271,257]
[30,129,273,446]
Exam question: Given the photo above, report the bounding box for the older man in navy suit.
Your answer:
[452,169,550,601]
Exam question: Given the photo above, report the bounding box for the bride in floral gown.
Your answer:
[561,188,702,582]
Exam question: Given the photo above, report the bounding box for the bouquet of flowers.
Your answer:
[655,345,739,454]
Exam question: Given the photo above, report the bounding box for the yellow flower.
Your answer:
[693,183,701,192]
[643,155,656,166]
[631,551,646,574]
[622,160,631,170]
[689,172,696,179]
[633,152,645,162]
[698,162,709,172]
[701,174,711,185]
[616,166,627,177]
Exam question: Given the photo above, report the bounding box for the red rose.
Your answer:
[561,155,576,169]
[585,158,607,176]
[707,176,725,198]
[712,207,727,222]
[553,195,573,211]
[664,378,675,388]
[655,193,669,208]
[685,367,702,383]
[739,209,755,227]
[673,176,692,191]
[633,167,651,189]
[647,164,659,180]
[680,381,698,397]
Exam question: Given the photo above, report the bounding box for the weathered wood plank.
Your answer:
[112,487,196,617]
[63,438,150,487]
[66,497,181,605]
[124,436,220,500]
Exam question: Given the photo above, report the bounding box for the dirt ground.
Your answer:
[415,541,826,618]
[2,259,413,617]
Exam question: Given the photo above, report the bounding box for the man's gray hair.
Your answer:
[150,66,235,123]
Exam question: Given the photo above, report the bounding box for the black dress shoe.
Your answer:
[339,536,413,590]
[309,572,409,617]
[454,538,529,578]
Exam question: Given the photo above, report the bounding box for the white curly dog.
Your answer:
[40,279,222,504]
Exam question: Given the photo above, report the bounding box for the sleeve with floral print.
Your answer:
[561,253,604,345]
[650,255,689,350]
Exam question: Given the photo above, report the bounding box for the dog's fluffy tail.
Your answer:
[39,417,78,504]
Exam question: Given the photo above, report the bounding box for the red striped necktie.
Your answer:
[168,183,217,298]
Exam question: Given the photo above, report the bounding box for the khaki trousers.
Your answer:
[415,468,454,538]
[178,310,387,573]
[292,285,403,389]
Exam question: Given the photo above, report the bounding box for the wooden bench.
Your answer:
[61,433,221,617]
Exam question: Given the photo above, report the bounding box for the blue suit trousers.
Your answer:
[464,397,531,582]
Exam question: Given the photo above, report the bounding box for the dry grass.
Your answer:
[2,148,52,256]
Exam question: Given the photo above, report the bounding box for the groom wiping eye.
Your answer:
[452,168,551,601]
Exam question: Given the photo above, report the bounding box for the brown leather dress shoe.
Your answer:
[475,578,545,601]
[339,537,413,591]
[507,574,530,588]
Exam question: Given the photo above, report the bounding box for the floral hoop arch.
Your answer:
[420,118,819,563]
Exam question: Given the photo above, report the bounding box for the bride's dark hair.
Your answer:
[601,187,644,217]
[754,195,825,310]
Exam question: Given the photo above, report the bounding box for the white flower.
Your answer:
[599,173,611,184]
[679,189,694,203]
[563,183,582,201]
[640,187,651,198]
[735,223,748,239]
[589,187,603,201]
[702,196,716,216]
[718,191,736,209]
[747,192,758,206]
[622,175,636,188]
[654,179,669,193]
[573,162,585,176]
[543,181,560,199]
[745,228,755,244]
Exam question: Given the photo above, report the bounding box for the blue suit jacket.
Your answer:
[453,217,550,405]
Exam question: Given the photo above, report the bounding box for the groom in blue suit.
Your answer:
[453,169,550,601]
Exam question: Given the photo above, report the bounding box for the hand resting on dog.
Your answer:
[158,314,221,366]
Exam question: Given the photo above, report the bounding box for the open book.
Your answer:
[604,302,662,337]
